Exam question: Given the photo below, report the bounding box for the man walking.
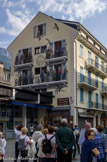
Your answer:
[56,118,75,162]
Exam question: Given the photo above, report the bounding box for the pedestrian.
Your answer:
[32,124,43,162]
[18,127,32,162]
[29,125,34,136]
[96,125,107,162]
[72,128,77,160]
[38,128,48,162]
[14,125,24,162]
[41,126,56,162]
[74,125,80,154]
[81,129,100,162]
[91,128,105,162]
[0,126,6,162]
[56,118,75,162]
[78,121,91,145]
[104,126,107,134]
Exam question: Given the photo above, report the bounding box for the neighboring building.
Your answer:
[7,12,107,129]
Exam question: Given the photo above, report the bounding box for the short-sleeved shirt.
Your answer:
[19,135,30,150]
[41,134,56,158]
[14,129,21,142]
[81,139,96,162]
[94,135,104,159]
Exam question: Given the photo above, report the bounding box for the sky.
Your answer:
[0,0,107,49]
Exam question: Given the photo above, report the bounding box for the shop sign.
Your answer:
[57,98,69,106]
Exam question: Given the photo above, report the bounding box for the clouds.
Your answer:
[35,0,106,21]
[0,0,106,43]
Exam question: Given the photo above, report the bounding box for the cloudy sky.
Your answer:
[0,0,107,48]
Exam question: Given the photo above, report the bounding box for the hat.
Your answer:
[61,118,68,124]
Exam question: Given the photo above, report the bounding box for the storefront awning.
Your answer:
[12,101,52,110]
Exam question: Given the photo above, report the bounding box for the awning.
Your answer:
[12,101,52,110]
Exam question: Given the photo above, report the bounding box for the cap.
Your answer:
[61,118,68,124]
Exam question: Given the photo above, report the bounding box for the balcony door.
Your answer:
[88,71,91,85]
[80,66,84,82]
[88,91,92,107]
[96,93,98,108]
[54,64,61,81]
[88,51,91,64]
[95,56,98,68]
[54,41,61,57]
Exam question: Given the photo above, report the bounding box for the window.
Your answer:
[102,79,104,91]
[88,91,92,107]
[102,96,104,109]
[35,68,40,75]
[96,93,98,108]
[34,23,46,38]
[95,75,98,88]
[95,56,99,68]
[101,61,104,72]
[88,71,91,85]
[80,45,83,57]
[80,66,84,82]
[88,51,91,64]
[80,88,84,102]
[4,73,7,81]
[41,46,47,53]
[35,47,40,54]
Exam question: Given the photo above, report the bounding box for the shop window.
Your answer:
[35,47,40,55]
[7,121,13,130]
[35,68,40,75]
[14,106,22,117]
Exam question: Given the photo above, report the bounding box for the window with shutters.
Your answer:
[34,23,46,38]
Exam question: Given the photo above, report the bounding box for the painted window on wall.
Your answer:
[34,23,46,38]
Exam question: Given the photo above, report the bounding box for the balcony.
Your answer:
[85,59,107,78]
[100,86,107,96]
[46,50,68,65]
[78,75,97,91]
[14,53,33,70]
[15,70,68,90]
[87,102,107,111]
[78,34,107,62]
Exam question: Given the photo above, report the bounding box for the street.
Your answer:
[4,139,80,162]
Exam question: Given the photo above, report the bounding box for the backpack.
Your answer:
[18,136,26,151]
[42,135,54,154]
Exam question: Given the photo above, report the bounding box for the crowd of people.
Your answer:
[0,119,107,162]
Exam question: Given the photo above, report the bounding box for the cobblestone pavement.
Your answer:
[4,139,80,162]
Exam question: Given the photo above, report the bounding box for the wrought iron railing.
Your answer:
[79,75,98,88]
[85,58,107,74]
[87,102,107,110]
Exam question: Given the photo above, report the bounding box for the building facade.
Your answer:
[8,12,107,129]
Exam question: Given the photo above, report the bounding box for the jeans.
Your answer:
[20,150,28,162]
[57,147,72,162]
[97,159,105,162]
[43,158,56,162]
[14,141,19,162]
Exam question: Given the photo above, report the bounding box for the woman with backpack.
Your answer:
[18,127,32,162]
[41,126,56,162]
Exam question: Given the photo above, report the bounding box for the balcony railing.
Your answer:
[85,58,107,78]
[87,102,107,110]
[78,75,97,91]
[15,53,33,65]
[100,86,107,96]
[46,49,68,59]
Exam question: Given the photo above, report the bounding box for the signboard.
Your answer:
[57,98,69,106]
